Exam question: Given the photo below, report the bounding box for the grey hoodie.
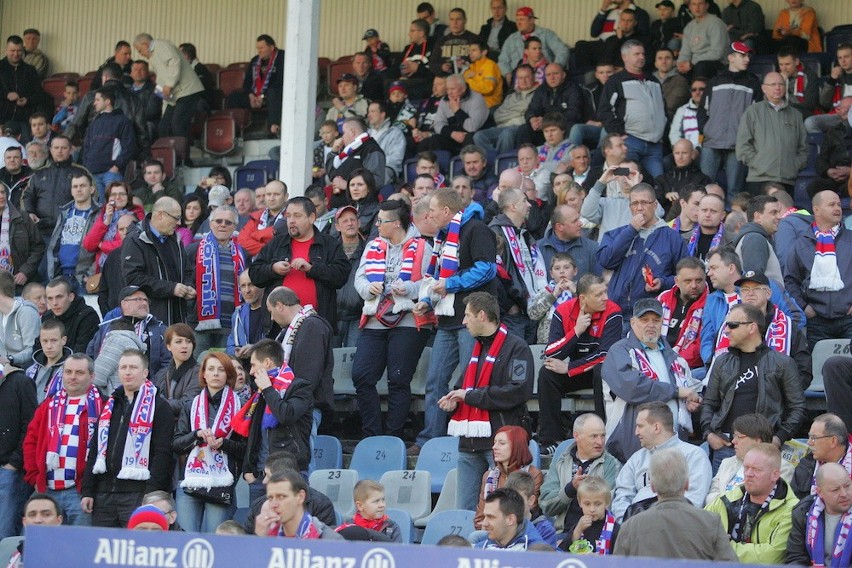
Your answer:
[93,329,146,393]
[1,299,40,367]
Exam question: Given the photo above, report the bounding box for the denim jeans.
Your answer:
[47,487,91,526]
[473,126,520,155]
[176,488,235,533]
[415,327,476,448]
[700,147,745,197]
[308,407,322,475]
[624,135,663,179]
[194,329,229,357]
[568,124,604,149]
[804,113,842,134]
[0,468,31,538]
[503,312,537,344]
[456,450,493,511]
[93,171,123,204]
[352,327,430,438]
[807,315,852,350]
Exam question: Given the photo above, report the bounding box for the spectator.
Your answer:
[575,0,650,67]
[791,414,851,499]
[133,33,205,138]
[366,101,405,184]
[178,43,215,112]
[669,77,707,148]
[350,52,384,103]
[698,42,762,197]
[677,0,729,78]
[701,247,743,364]
[498,6,569,81]
[690,192,726,262]
[537,205,600,278]
[23,140,47,170]
[90,41,132,90]
[582,158,652,243]
[397,19,435,101]
[419,74,488,155]
[80,89,135,202]
[653,48,690,118]
[80,349,175,528]
[21,281,46,316]
[777,46,820,119]
[430,8,479,75]
[816,99,852,195]
[21,29,47,79]
[476,487,545,550]
[92,318,147,395]
[26,320,70,403]
[0,146,31,208]
[130,160,185,210]
[326,74,369,131]
[772,0,821,54]
[0,35,50,130]
[705,444,799,565]
[615,448,737,560]
[473,64,537,155]
[237,180,288,257]
[527,252,577,344]
[333,205,367,347]
[338,480,402,542]
[226,270,271,358]
[668,184,706,242]
[650,0,684,54]
[41,277,99,354]
[409,76,445,146]
[478,0,517,60]
[192,166,232,204]
[732,195,783,283]
[721,0,765,47]
[27,112,53,148]
[361,30,392,79]
[223,34,284,134]
[417,2,446,39]
[657,256,708,374]
[516,36,549,87]
[46,172,99,295]
[127,59,162,143]
[51,83,79,133]
[326,117,386,192]
[463,39,503,109]
[121,196,194,326]
[233,188,255,230]
[657,142,712,216]
[602,9,653,69]
[517,63,582,148]
[570,64,614,150]
[611,401,710,520]
[150,323,201,421]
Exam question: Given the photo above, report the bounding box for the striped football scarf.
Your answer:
[420,210,463,316]
[362,237,420,315]
[195,232,246,331]
[806,496,852,567]
[811,223,844,291]
[93,380,157,480]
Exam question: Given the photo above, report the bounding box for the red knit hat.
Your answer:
[127,505,168,531]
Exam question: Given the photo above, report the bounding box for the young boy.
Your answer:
[650,0,684,54]
[51,82,79,131]
[505,470,557,548]
[362,29,392,76]
[539,113,573,176]
[560,476,619,554]
[313,120,339,181]
[342,480,402,542]
[528,253,577,344]
[386,82,418,136]
[26,319,70,402]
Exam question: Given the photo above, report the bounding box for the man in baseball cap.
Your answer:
[498,5,569,80]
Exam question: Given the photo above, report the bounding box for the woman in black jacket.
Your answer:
[330,168,380,239]
[153,324,202,419]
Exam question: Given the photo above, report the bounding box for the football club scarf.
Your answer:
[806,496,852,567]
[332,132,370,169]
[811,223,844,291]
[182,386,241,489]
[543,280,573,324]
[196,233,246,331]
[257,207,284,231]
[231,363,295,435]
[714,293,742,357]
[659,287,703,356]
[362,237,420,317]
[275,510,322,538]
[811,439,852,495]
[46,384,102,471]
[483,464,531,498]
[538,141,572,165]
[502,225,547,307]
[252,48,278,97]
[0,205,12,273]
[420,210,463,316]
[93,380,157,480]
[281,305,316,364]
[595,511,617,555]
[793,63,807,103]
[686,224,724,256]
[352,512,389,533]
[631,348,693,432]
[45,367,64,399]
[447,324,508,438]
[765,307,792,356]
[731,484,777,543]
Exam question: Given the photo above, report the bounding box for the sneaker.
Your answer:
[539,442,561,458]
[406,443,421,457]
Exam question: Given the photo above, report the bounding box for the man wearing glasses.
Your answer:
[121,196,194,326]
[700,302,806,473]
[790,413,852,499]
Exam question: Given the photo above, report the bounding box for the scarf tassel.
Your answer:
[117,467,151,481]
[181,471,235,490]
[447,419,492,438]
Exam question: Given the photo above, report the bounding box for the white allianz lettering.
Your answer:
[267,548,356,568]
[94,538,177,567]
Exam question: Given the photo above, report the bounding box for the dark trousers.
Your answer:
[352,326,430,438]
[537,367,595,444]
[823,355,852,433]
[225,89,283,128]
[514,123,545,147]
[160,92,203,138]
[745,181,792,198]
[503,312,538,345]
[807,314,852,349]
[92,491,143,528]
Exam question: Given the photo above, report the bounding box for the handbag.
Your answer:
[374,295,405,328]
[85,272,102,294]
[183,484,234,507]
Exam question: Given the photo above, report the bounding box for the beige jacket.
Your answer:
[146,39,204,105]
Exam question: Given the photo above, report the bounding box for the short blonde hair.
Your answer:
[576,476,612,504]
[354,479,384,503]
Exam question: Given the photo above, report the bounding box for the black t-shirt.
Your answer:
[666,296,690,345]
[695,231,716,262]
[722,350,761,433]
[248,306,263,344]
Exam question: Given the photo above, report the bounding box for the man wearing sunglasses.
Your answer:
[700,302,807,473]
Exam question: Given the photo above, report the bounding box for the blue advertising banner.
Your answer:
[23,526,750,568]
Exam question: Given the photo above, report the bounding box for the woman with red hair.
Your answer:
[473,425,543,528]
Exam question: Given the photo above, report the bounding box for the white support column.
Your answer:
[278,0,320,196]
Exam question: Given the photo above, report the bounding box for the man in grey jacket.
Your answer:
[473,64,537,155]
[497,6,569,80]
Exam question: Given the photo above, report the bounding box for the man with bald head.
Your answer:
[121,196,194,326]
[736,71,808,196]
[537,205,599,278]
[788,461,852,565]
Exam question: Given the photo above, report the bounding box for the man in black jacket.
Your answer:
[42,277,100,354]
[0,35,51,130]
[81,89,135,202]
[516,63,582,147]
[478,0,517,61]
[80,349,175,528]
[791,413,851,499]
[438,291,533,511]
[249,197,349,331]
[0,366,37,539]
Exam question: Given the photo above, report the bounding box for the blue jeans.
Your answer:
[352,327,430,438]
[93,171,123,203]
[568,124,604,149]
[473,126,520,155]
[416,327,476,448]
[176,488,235,533]
[457,450,493,511]
[47,487,90,526]
[308,407,322,475]
[503,312,537,344]
[0,468,31,538]
[700,148,745,197]
[624,135,663,179]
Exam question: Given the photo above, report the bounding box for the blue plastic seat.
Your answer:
[494,151,518,174]
[311,434,343,470]
[386,508,414,543]
[380,470,433,521]
[308,469,358,518]
[415,436,459,493]
[349,436,406,481]
[244,159,279,181]
[420,509,475,545]
[529,440,541,469]
[234,166,267,190]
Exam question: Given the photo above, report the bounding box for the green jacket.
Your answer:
[704,479,798,565]
[735,100,808,185]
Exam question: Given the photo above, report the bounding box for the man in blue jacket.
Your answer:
[597,183,686,323]
[81,88,135,201]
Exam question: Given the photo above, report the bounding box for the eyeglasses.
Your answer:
[211,218,235,226]
[763,82,785,87]
[160,210,181,222]
[739,286,768,294]
[725,321,753,329]
[808,434,835,442]
[629,200,655,208]
[375,218,397,225]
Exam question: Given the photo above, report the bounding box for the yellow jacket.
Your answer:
[464,58,503,108]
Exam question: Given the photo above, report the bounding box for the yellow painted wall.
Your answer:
[1,0,849,73]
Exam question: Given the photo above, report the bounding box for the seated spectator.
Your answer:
[790,413,851,499]
[565,146,595,191]
[326,117,386,192]
[224,34,284,135]
[527,252,576,343]
[24,319,69,403]
[233,188,255,230]
[657,256,708,375]
[575,0,650,68]
[504,470,556,548]
[338,480,402,542]
[476,488,545,550]
[516,143,552,207]
[536,112,573,180]
[473,64,537,155]
[676,0,728,79]
[498,6,569,83]
[463,39,503,109]
[23,140,47,170]
[581,158,660,242]
[361,30,392,79]
[721,0,764,48]
[562,475,620,554]
[42,277,99,353]
[22,29,48,79]
[0,35,52,129]
[21,281,46,316]
[430,8,479,76]
[678,0,722,27]
[366,101,405,183]
[554,179,596,235]
[385,82,418,138]
[650,0,684,53]
[772,0,821,54]
[28,112,53,148]
[517,63,582,148]
[656,140,712,214]
[326,73,369,131]
[816,97,852,193]
[397,19,435,101]
[669,77,707,149]
[569,63,614,150]
[90,41,132,90]
[6,494,63,565]
[455,145,495,204]
[313,120,338,183]
[152,323,201,419]
[51,81,79,133]
[413,150,446,188]
[410,173,437,210]
[408,76,445,147]
[479,0,517,60]
[515,37,548,88]
[777,46,820,119]
[667,183,705,237]
[192,166,232,205]
[417,2,447,39]
[350,51,385,103]
[131,160,185,210]
[0,146,32,208]
[418,74,488,155]
[809,43,852,135]
[602,9,652,69]
[653,48,689,118]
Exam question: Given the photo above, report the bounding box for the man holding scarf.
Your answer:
[410,188,499,457]
[23,354,103,526]
[80,349,174,528]
[788,462,852,566]
[437,292,533,511]
[186,206,246,355]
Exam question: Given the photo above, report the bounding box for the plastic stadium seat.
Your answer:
[49,72,80,80]
[415,469,458,528]
[309,469,358,518]
[245,159,280,181]
[311,434,343,470]
[449,155,462,179]
[826,30,852,58]
[151,136,190,164]
[420,510,475,545]
[218,68,245,98]
[234,166,267,190]
[327,60,351,97]
[0,537,23,565]
[332,347,357,396]
[409,346,432,397]
[386,508,414,543]
[415,436,458,493]
[227,61,249,69]
[77,76,93,97]
[380,470,433,521]
[42,77,68,105]
[214,108,252,137]
[403,157,418,183]
[810,339,852,393]
[203,115,237,156]
[495,151,518,174]
[349,436,406,481]
[794,175,818,211]
[150,147,176,180]
[205,63,222,85]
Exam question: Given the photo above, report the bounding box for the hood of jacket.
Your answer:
[736,221,770,242]
[461,203,484,224]
[31,345,73,368]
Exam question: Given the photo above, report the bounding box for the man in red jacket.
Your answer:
[238,180,288,257]
[23,353,104,526]
[657,256,708,379]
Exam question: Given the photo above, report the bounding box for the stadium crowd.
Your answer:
[2,0,852,564]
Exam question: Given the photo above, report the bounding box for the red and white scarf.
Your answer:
[631,348,693,432]
[659,287,704,356]
[538,141,571,165]
[448,325,508,438]
[46,384,102,471]
[793,63,807,103]
[252,49,278,97]
[420,210,463,316]
[806,496,852,567]
[501,225,547,308]
[0,206,12,273]
[257,207,284,231]
[181,386,241,489]
[195,233,246,331]
[93,380,157,480]
[596,510,617,555]
[332,133,370,169]
[713,293,742,357]
[764,306,792,356]
[362,237,420,316]
[811,223,844,291]
[232,364,295,435]
[275,511,321,538]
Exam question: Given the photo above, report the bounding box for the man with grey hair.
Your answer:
[141,491,181,531]
[420,74,489,155]
[132,33,204,138]
[24,141,46,169]
[615,448,737,560]
[791,413,852,499]
[233,187,256,230]
[597,184,686,318]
